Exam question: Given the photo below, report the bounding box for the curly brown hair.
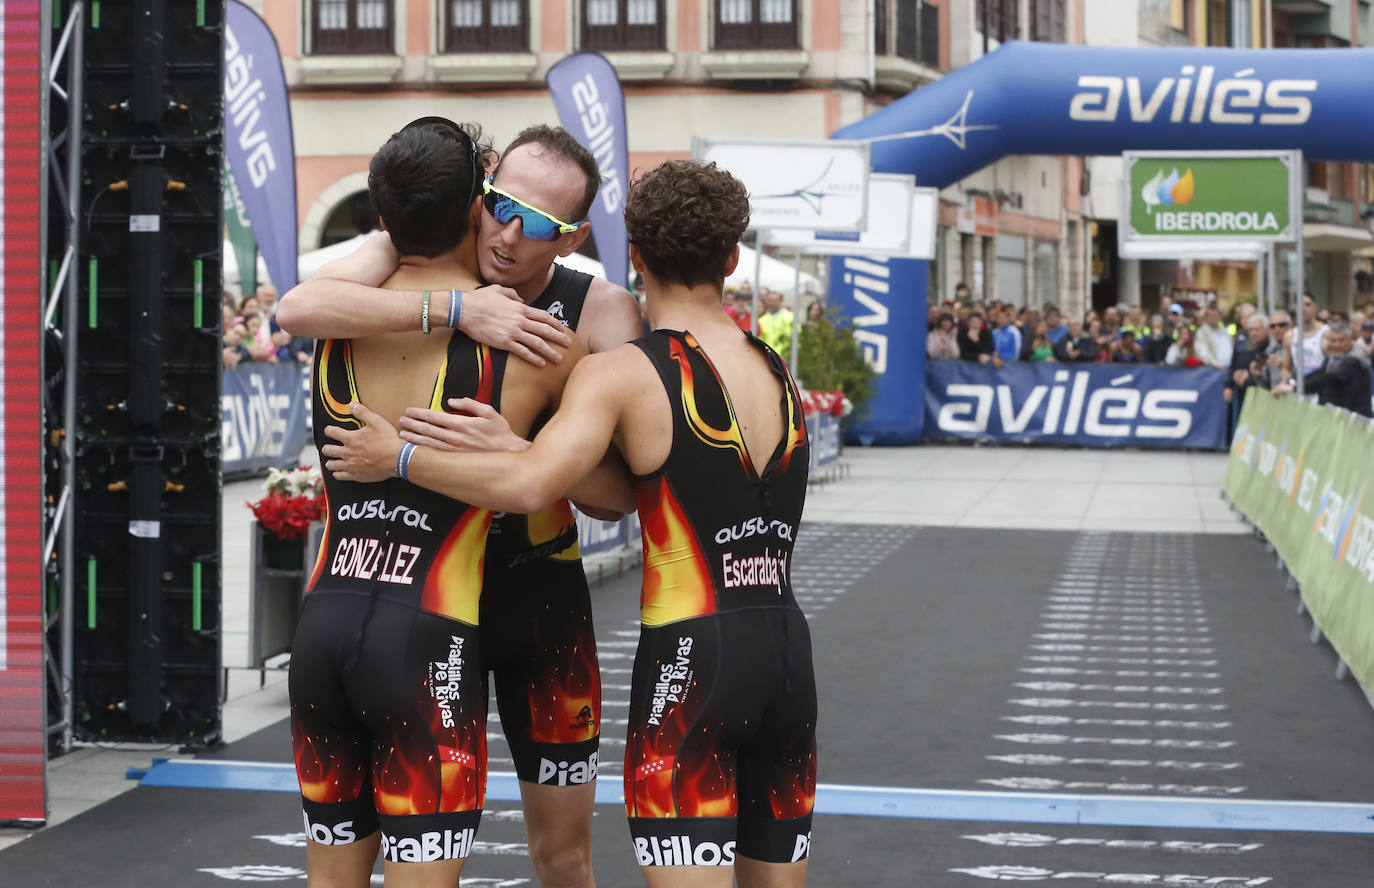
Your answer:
[624,160,750,289]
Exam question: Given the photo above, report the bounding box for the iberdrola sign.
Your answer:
[1123,150,1299,244]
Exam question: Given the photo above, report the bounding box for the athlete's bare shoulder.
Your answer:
[542,331,590,392]
[561,340,673,476]
[499,332,589,427]
[579,277,642,353]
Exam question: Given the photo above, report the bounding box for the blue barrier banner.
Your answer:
[806,413,842,470]
[223,364,313,477]
[828,254,927,445]
[573,506,631,558]
[923,361,1227,450]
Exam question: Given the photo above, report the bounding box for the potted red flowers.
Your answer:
[247,466,325,570]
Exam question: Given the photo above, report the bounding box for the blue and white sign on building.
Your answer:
[923,362,1227,450]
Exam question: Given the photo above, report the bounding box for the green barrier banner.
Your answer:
[1224,393,1374,687]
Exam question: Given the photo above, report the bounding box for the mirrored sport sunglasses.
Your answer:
[481,179,585,241]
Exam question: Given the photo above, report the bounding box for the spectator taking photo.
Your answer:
[1273,322,1373,418]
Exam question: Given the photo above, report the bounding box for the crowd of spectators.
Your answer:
[719,280,825,356]
[222,283,312,370]
[928,282,1373,419]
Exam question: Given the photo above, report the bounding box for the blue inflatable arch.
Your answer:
[829,41,1374,444]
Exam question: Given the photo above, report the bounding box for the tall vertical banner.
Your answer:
[828,255,927,444]
[225,1,297,292]
[546,53,629,289]
[0,0,48,822]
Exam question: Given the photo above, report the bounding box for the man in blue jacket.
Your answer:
[992,307,1023,364]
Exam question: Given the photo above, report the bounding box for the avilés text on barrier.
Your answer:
[924,362,1226,449]
[223,363,313,477]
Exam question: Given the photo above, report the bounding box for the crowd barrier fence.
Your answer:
[224,363,312,479]
[1224,393,1374,691]
[922,360,1227,450]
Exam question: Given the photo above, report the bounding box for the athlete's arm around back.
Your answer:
[384,273,642,519]
[324,342,661,516]
[277,232,573,366]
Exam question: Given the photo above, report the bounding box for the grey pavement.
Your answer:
[805,445,1247,534]
[0,444,1244,852]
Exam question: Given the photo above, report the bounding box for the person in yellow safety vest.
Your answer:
[757,287,795,355]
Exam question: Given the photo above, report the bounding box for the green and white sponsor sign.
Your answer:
[1122,150,1299,244]
[1224,393,1374,689]
[224,172,258,299]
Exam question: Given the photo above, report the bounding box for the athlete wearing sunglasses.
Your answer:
[482,179,586,241]
[278,123,640,888]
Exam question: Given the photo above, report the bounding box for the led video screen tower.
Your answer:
[46,0,224,749]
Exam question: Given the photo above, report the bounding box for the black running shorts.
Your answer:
[480,555,601,786]
[624,607,817,866]
[289,591,486,862]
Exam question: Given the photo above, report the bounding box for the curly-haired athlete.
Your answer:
[290,119,632,888]
[322,160,818,888]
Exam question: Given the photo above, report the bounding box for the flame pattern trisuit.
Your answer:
[288,330,507,863]
[625,330,817,868]
[481,264,603,787]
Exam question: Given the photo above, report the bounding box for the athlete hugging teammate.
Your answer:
[284,119,636,888]
[280,124,640,887]
[323,160,819,888]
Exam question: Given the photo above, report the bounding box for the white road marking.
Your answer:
[1009,698,1227,711]
[986,754,1241,771]
[1001,715,1232,730]
[977,776,1246,795]
[994,733,1235,749]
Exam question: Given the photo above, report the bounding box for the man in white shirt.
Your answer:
[1194,304,1234,370]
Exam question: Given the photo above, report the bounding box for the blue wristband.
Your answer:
[448,289,462,330]
[395,442,418,480]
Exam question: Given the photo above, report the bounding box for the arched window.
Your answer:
[320,191,380,249]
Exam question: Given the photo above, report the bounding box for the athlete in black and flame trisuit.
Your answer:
[287,120,610,888]
[481,265,604,788]
[622,327,815,868]
[324,159,818,888]
[292,332,508,859]
[281,125,642,888]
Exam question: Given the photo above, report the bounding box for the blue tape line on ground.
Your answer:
[812,783,1374,834]
[138,760,1374,835]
